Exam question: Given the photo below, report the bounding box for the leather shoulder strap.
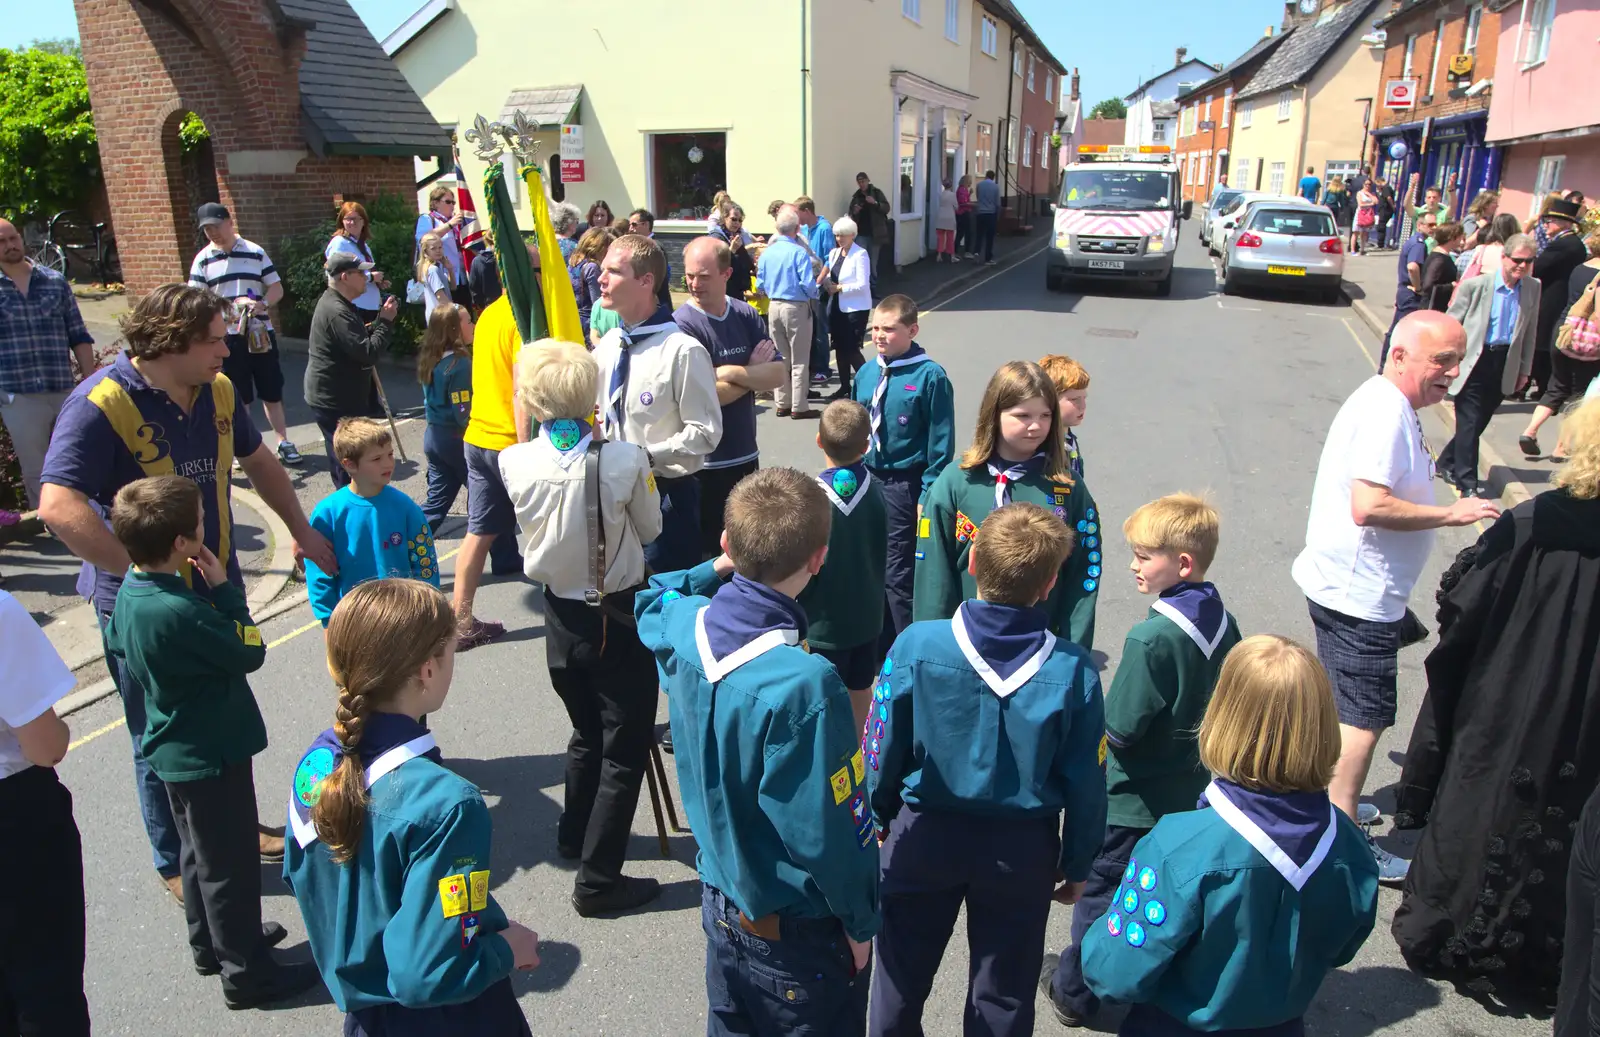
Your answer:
[585,440,605,606]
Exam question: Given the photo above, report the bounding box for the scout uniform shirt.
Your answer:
[102,570,267,783]
[635,561,880,942]
[796,462,888,652]
[1082,780,1378,1033]
[866,600,1107,881]
[592,302,723,478]
[913,455,1100,649]
[284,713,521,1016]
[851,343,955,504]
[1105,582,1242,829]
[305,485,439,624]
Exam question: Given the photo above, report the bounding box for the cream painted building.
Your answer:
[1227,0,1383,197]
[386,0,1063,271]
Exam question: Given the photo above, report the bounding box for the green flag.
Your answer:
[483,162,547,344]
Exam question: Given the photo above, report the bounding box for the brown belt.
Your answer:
[737,911,781,940]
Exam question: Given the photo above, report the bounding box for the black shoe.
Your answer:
[572,876,662,917]
[824,387,851,402]
[195,922,290,976]
[807,389,825,401]
[774,408,792,418]
[556,842,582,861]
[660,725,673,754]
[1037,953,1087,1027]
[222,960,321,1010]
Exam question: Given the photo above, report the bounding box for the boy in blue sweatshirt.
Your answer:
[868,501,1106,1037]
[850,294,955,654]
[636,467,878,1035]
[306,418,439,624]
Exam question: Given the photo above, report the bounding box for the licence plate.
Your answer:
[1267,265,1306,276]
[1087,260,1125,270]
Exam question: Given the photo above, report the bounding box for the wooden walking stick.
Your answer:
[370,368,408,462]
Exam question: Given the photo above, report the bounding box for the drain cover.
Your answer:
[1086,328,1138,339]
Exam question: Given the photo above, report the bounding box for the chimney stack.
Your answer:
[1070,67,1080,100]
[1175,46,1188,67]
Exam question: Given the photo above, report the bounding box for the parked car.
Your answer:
[1198,188,1248,249]
[1220,202,1344,303]
[1205,191,1269,255]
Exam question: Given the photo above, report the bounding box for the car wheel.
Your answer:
[1221,271,1238,296]
[1323,285,1343,305]
[1046,269,1063,292]
[1154,273,1173,298]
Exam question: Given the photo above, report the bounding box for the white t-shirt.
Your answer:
[1292,376,1438,623]
[0,590,75,779]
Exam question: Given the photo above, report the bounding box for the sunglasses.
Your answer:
[1508,256,1535,266]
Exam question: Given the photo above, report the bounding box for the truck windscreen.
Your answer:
[1058,170,1177,211]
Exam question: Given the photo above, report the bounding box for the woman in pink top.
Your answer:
[955,174,976,258]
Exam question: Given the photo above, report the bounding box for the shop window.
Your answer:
[1269,161,1285,194]
[648,132,727,220]
[899,99,925,217]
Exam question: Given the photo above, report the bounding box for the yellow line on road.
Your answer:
[1342,317,1378,371]
[68,716,127,752]
[270,620,321,648]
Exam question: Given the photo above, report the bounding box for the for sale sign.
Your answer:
[1383,79,1418,110]
[560,124,585,183]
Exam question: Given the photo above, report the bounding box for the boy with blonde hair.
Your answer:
[1039,353,1090,480]
[637,467,877,1032]
[498,339,664,916]
[797,400,887,729]
[869,501,1106,1036]
[305,418,438,625]
[1043,491,1242,1028]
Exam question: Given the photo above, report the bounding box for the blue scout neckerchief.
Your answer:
[539,417,593,470]
[287,712,440,850]
[868,343,928,454]
[817,462,873,515]
[1150,581,1231,659]
[950,599,1058,698]
[695,575,808,682]
[1064,429,1084,480]
[985,451,1048,509]
[603,303,677,440]
[1200,779,1338,891]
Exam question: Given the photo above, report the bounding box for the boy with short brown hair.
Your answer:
[1039,353,1090,480]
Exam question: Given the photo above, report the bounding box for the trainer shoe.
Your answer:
[1369,834,1409,885]
[1037,953,1087,1027]
[276,440,303,465]
[0,510,19,527]
[1356,803,1381,826]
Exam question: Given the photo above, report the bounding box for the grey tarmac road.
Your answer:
[59,238,1549,1036]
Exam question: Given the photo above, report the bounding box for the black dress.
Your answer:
[1539,260,1600,412]
[1419,250,1459,312]
[1533,233,1589,391]
[1392,491,1600,1006]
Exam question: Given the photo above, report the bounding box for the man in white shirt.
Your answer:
[1292,309,1497,883]
[593,234,722,573]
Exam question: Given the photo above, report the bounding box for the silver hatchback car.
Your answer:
[1220,201,1344,303]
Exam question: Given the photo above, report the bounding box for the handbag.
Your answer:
[1556,269,1600,361]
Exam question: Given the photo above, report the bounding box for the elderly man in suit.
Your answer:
[1439,233,1541,497]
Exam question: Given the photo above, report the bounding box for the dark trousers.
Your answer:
[872,467,924,658]
[313,400,382,491]
[1048,824,1148,1020]
[702,884,870,1037]
[954,211,974,254]
[871,807,1059,1037]
[1380,288,1423,370]
[811,299,833,377]
[101,609,180,877]
[976,212,999,263]
[699,460,759,560]
[0,767,89,1037]
[645,474,702,575]
[421,424,469,533]
[830,308,869,397]
[1557,787,1600,1037]
[165,760,272,994]
[1121,1005,1304,1037]
[346,977,531,1037]
[543,589,660,899]
[1438,345,1509,490]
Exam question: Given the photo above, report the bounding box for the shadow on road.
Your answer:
[1306,965,1444,1035]
[515,938,582,994]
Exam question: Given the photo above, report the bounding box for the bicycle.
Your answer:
[29,210,121,284]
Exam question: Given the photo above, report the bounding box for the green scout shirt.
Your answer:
[797,465,887,651]
[1104,607,1241,828]
[103,569,268,782]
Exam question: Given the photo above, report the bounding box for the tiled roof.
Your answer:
[501,86,584,128]
[278,0,451,158]
[1124,58,1220,101]
[977,0,1068,74]
[1236,0,1383,100]
[1180,29,1295,98]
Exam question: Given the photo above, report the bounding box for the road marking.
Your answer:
[1342,317,1378,371]
[924,246,1047,313]
[66,542,470,755]
[1215,298,1261,312]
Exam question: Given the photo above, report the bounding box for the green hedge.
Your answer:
[276,192,425,355]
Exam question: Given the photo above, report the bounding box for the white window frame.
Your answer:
[1014,48,1023,77]
[1464,3,1483,53]
[1041,133,1050,169]
[974,121,994,174]
[944,0,959,42]
[1222,86,1232,128]
[1045,71,1054,101]
[1276,89,1292,121]
[902,0,921,23]
[896,99,927,220]
[1023,125,1034,167]
[1269,161,1286,195]
[1402,33,1417,78]
[1428,17,1446,95]
[1204,93,1213,122]
[1521,0,1557,67]
[1151,120,1168,144]
[1534,155,1566,215]
[1234,155,1250,187]
[980,16,998,56]
[1239,99,1252,128]
[1007,120,1018,167]
[1027,53,1036,92]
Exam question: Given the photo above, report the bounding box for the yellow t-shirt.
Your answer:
[464,295,523,452]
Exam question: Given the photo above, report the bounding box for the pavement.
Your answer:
[50,236,1551,1035]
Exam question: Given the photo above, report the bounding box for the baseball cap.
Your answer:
[196,202,230,227]
[325,252,374,276]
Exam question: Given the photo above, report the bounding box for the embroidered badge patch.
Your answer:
[460,912,480,948]
[646,471,657,494]
[439,875,468,918]
[547,418,582,451]
[851,749,866,785]
[235,622,262,646]
[469,870,490,912]
[1126,921,1147,948]
[849,791,869,826]
[639,390,655,405]
[1098,734,1108,766]
[831,468,859,498]
[1106,912,1123,937]
[856,819,875,849]
[954,511,977,544]
[830,766,853,805]
[903,383,917,392]
[1144,900,1167,926]
[1121,887,1140,913]
[294,747,336,808]
[897,415,909,426]
[388,532,403,547]
[1138,867,1158,892]
[1124,859,1137,883]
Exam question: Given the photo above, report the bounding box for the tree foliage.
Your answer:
[1089,98,1128,120]
[179,111,210,154]
[0,47,98,220]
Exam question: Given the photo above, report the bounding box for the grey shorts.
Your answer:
[1307,598,1402,731]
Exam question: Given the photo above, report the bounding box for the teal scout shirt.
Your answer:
[103,570,268,783]
[636,561,881,942]
[796,465,887,652]
[852,347,956,503]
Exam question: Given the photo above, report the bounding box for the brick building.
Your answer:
[1174,27,1290,203]
[75,0,449,296]
[1370,0,1503,224]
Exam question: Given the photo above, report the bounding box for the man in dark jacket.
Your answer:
[848,172,892,291]
[468,234,502,314]
[1530,198,1588,396]
[304,252,398,488]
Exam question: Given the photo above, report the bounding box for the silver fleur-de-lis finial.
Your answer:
[464,114,501,163]
[504,112,541,165]
[463,112,542,167]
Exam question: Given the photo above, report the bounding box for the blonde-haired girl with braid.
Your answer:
[282,579,542,1034]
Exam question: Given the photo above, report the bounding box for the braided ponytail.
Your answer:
[312,579,456,863]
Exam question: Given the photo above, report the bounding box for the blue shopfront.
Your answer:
[1372,110,1501,224]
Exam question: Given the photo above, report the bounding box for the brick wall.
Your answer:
[75,0,419,296]
[1373,0,1500,133]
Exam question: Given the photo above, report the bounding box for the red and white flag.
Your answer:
[455,153,485,254]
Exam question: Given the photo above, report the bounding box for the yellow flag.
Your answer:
[523,166,585,345]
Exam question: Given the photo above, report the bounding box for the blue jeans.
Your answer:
[644,474,702,575]
[421,424,468,533]
[1049,824,1148,1020]
[701,884,869,1037]
[100,610,181,877]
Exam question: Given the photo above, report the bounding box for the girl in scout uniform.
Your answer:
[283,579,542,1034]
[912,361,1099,649]
[1080,635,1380,1036]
